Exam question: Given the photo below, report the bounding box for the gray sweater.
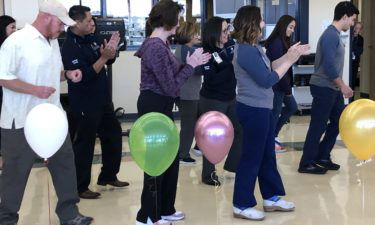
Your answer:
[309,25,345,90]
[233,43,279,109]
[174,44,203,100]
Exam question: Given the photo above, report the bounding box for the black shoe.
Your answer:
[180,157,196,164]
[97,179,130,187]
[298,163,328,174]
[78,190,101,199]
[60,214,93,225]
[202,173,221,186]
[316,159,340,170]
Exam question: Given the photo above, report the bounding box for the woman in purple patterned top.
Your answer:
[134,1,210,225]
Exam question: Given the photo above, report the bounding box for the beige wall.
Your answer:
[0,0,4,14]
[360,0,375,99]
[112,51,141,114]
[360,0,370,95]
[62,51,141,114]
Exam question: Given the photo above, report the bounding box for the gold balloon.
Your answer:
[339,99,375,160]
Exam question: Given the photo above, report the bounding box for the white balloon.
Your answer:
[24,103,68,159]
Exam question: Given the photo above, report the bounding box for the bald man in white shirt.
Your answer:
[0,1,93,225]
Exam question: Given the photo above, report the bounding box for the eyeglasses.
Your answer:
[222,28,229,34]
[222,24,234,34]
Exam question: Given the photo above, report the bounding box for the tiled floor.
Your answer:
[10,116,375,225]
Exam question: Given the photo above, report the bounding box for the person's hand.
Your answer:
[340,84,354,98]
[66,69,82,83]
[296,44,311,56]
[100,39,116,60]
[186,48,211,68]
[287,42,311,63]
[287,42,301,63]
[33,86,56,99]
[107,32,121,50]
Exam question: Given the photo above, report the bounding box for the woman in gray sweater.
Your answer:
[174,21,202,164]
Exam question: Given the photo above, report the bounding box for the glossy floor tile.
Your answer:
[11,116,375,225]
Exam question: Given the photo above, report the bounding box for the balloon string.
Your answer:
[356,158,372,167]
[154,176,158,224]
[361,166,365,225]
[47,171,52,225]
[211,171,221,225]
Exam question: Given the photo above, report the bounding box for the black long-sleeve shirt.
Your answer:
[61,28,115,113]
[352,34,364,62]
[266,38,293,95]
[200,39,236,101]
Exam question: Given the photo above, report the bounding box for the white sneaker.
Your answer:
[191,148,202,157]
[233,206,265,221]
[275,144,287,153]
[135,217,153,225]
[263,199,295,212]
[156,219,172,224]
[161,211,185,221]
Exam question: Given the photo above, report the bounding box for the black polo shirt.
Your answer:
[61,28,115,113]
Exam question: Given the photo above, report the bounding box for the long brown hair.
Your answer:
[232,5,262,45]
[265,15,296,49]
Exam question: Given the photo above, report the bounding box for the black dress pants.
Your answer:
[136,90,179,223]
[71,103,123,193]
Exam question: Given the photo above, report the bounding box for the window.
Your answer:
[253,0,297,39]
[60,0,80,11]
[107,0,128,17]
[81,0,101,16]
[192,0,201,17]
[174,0,187,19]
[106,0,152,46]
[63,0,201,48]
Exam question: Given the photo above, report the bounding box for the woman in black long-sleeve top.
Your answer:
[0,15,16,167]
[199,17,242,186]
[265,15,298,153]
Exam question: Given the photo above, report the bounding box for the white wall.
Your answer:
[309,0,351,100]
[4,0,38,28]
[112,51,141,113]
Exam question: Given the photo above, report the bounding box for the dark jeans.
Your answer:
[272,91,298,137]
[177,99,199,159]
[136,90,179,223]
[71,103,122,193]
[0,127,80,224]
[233,102,285,208]
[198,96,243,179]
[299,85,345,168]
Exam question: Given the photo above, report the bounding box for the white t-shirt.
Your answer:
[0,24,63,129]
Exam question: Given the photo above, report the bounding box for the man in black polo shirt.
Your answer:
[61,5,129,199]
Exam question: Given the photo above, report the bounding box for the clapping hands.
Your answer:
[186,48,212,68]
[100,32,121,60]
[288,42,311,63]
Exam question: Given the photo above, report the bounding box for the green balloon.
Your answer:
[129,112,179,176]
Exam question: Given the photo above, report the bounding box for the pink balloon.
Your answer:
[195,111,234,164]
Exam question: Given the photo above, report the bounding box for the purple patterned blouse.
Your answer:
[134,37,194,97]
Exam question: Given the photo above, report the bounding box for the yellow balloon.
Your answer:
[339,99,375,160]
